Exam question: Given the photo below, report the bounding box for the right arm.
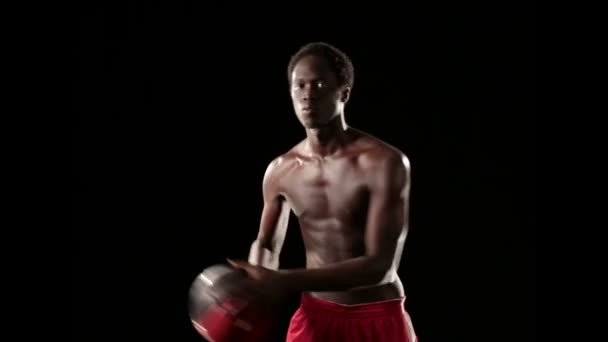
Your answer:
[247,158,290,270]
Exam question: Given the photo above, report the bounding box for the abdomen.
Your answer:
[299,218,366,268]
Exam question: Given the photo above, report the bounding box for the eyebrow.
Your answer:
[294,77,325,82]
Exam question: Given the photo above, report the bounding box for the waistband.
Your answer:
[299,294,406,319]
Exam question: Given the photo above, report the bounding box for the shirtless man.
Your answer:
[229,42,418,342]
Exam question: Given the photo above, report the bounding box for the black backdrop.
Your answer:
[72,3,535,341]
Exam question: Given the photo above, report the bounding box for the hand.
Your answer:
[227,259,288,301]
[227,259,279,282]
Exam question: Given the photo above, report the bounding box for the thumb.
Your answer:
[227,259,252,278]
[227,258,245,269]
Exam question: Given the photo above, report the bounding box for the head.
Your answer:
[287,42,354,129]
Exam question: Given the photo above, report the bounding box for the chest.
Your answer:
[280,158,369,218]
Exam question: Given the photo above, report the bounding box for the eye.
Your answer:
[316,81,325,88]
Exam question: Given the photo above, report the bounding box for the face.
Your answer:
[290,55,349,129]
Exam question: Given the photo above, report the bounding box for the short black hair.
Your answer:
[287,42,354,89]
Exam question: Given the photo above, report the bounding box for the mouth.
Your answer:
[301,105,315,113]
[300,100,317,110]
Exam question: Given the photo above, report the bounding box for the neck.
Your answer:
[305,115,349,158]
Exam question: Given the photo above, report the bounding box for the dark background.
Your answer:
[72,2,535,341]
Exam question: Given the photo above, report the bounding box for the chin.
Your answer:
[300,115,329,128]
[302,119,325,129]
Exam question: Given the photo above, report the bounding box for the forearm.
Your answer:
[278,256,391,292]
[248,240,279,270]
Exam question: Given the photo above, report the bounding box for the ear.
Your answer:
[340,87,351,103]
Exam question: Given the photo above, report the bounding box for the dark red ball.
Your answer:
[188,264,279,342]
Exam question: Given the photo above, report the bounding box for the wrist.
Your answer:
[276,269,296,293]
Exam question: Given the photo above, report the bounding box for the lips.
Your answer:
[301,104,315,112]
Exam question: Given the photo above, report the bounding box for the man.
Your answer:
[228,42,418,342]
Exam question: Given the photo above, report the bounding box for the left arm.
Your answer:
[230,153,411,293]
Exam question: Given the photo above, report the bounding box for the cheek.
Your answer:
[321,98,338,109]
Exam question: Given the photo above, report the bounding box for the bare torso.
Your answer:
[272,130,407,305]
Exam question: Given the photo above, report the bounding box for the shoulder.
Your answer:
[261,143,305,199]
[355,131,410,174]
[352,131,410,191]
[262,141,305,183]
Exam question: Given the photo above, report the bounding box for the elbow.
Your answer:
[364,256,394,285]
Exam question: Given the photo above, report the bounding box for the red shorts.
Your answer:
[286,294,418,342]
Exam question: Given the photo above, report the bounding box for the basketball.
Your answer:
[188,263,279,342]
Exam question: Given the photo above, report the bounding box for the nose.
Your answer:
[301,85,319,102]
